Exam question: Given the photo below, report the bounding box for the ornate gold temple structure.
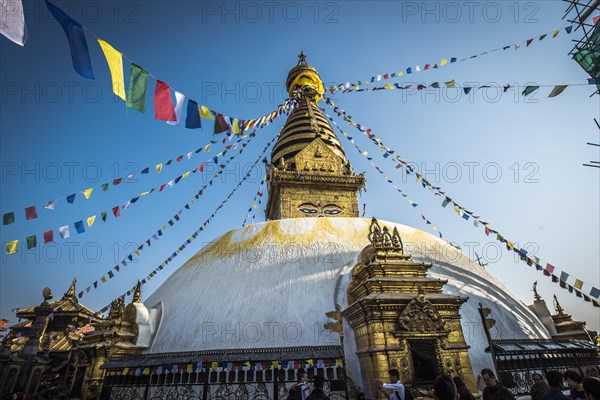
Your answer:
[1,54,598,400]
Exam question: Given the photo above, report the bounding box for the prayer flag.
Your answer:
[43,230,54,243]
[521,86,539,96]
[590,287,600,299]
[552,29,560,38]
[185,99,202,129]
[548,85,567,98]
[25,206,37,220]
[44,200,57,209]
[6,239,18,254]
[26,235,36,249]
[112,206,120,218]
[98,39,126,101]
[87,215,96,227]
[526,38,534,47]
[1,0,27,46]
[127,63,148,112]
[154,80,176,121]
[200,105,214,119]
[46,1,94,79]
[74,220,85,234]
[59,225,70,238]
[167,91,185,125]
[83,188,93,199]
[574,279,583,290]
[3,212,14,225]
[560,271,569,283]
[565,25,573,34]
[445,80,456,88]
[67,193,76,203]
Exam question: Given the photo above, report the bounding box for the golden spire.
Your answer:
[132,280,142,303]
[553,294,565,315]
[532,281,542,301]
[64,277,77,298]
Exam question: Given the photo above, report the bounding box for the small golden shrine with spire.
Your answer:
[266,52,365,220]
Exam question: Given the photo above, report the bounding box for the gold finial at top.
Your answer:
[65,277,77,298]
[132,280,142,303]
[553,294,565,315]
[533,281,542,301]
[297,51,307,66]
[368,218,404,253]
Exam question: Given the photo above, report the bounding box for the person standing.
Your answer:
[378,369,406,400]
[531,373,550,400]
[434,375,459,400]
[306,375,330,400]
[481,368,516,400]
[542,370,568,400]
[453,376,475,400]
[564,371,587,400]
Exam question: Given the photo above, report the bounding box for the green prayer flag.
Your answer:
[560,271,569,283]
[3,212,15,225]
[431,82,440,88]
[101,183,109,192]
[548,85,567,98]
[26,235,37,249]
[101,211,107,222]
[127,63,149,112]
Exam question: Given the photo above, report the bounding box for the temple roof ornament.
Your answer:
[553,294,565,315]
[132,280,143,303]
[368,218,404,253]
[533,281,542,301]
[398,289,446,333]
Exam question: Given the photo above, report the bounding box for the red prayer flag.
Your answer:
[154,80,176,121]
[113,178,122,185]
[43,230,54,243]
[526,38,534,47]
[199,163,205,172]
[593,15,599,25]
[484,226,491,236]
[544,263,555,276]
[112,206,121,217]
[25,206,38,220]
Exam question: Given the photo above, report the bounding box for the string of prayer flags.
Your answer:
[325,110,444,240]
[333,79,592,98]
[45,0,94,79]
[6,131,256,256]
[0,100,294,227]
[330,24,574,93]
[96,132,279,310]
[242,178,266,226]
[327,97,600,308]
[98,39,126,101]
[78,130,261,299]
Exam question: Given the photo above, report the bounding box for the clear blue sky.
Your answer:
[1,1,599,331]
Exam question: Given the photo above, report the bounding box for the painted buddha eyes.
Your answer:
[297,203,343,217]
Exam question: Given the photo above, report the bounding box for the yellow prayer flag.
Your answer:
[6,240,18,255]
[139,191,150,196]
[397,72,403,77]
[101,276,107,283]
[134,249,140,256]
[272,361,279,368]
[244,120,253,131]
[200,105,214,119]
[441,59,448,66]
[384,83,394,89]
[98,39,126,101]
[362,151,368,156]
[445,79,456,88]
[204,143,212,152]
[232,118,240,134]
[156,163,163,173]
[552,29,560,38]
[182,171,190,179]
[259,115,267,126]
[335,358,343,366]
[143,368,150,375]
[187,364,193,373]
[122,368,129,375]
[87,215,96,227]
[211,361,219,370]
[432,226,437,230]
[83,188,93,199]
[306,359,314,366]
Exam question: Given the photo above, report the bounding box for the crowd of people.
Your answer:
[375,368,600,400]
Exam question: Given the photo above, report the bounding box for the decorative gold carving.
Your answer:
[454,357,463,376]
[398,291,445,332]
[368,218,404,253]
[324,304,344,336]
